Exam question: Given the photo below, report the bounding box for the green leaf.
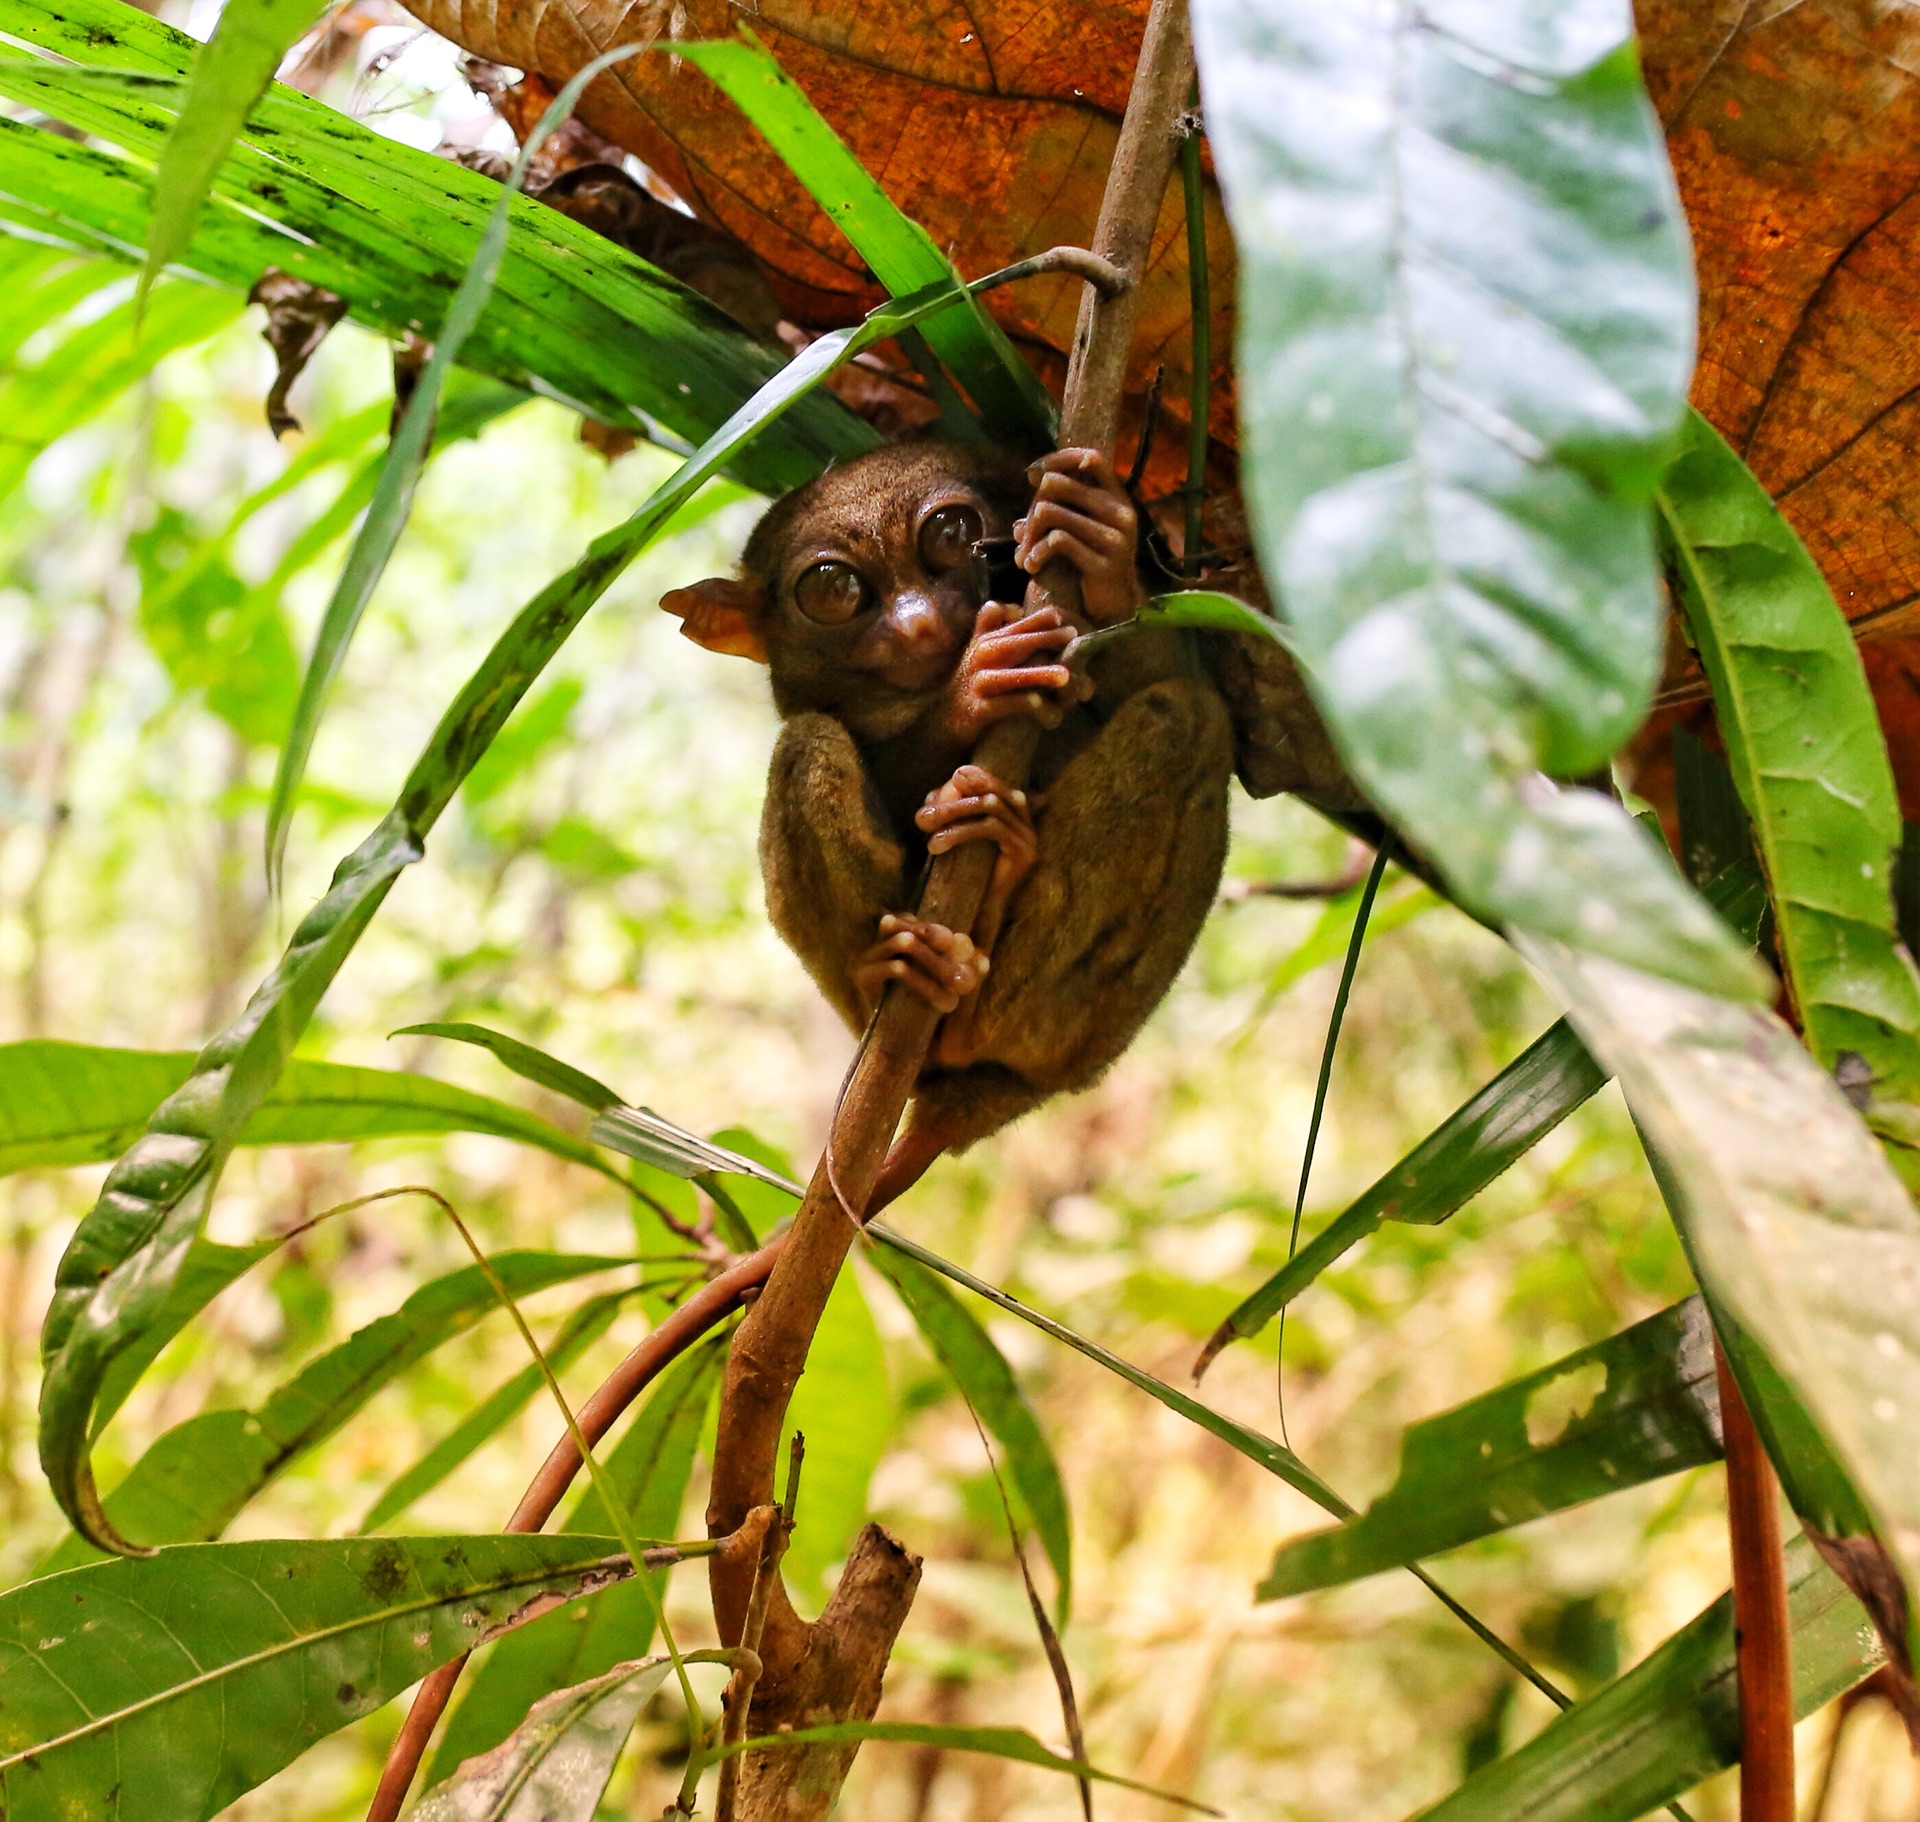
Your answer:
[263,42,642,889]
[712,1720,1216,1813]
[590,1104,805,1194]
[1075,590,1293,667]
[0,273,241,506]
[0,1040,617,1181]
[140,0,321,300]
[431,1336,724,1780]
[34,272,974,1555]
[1659,408,1920,1097]
[1261,1297,1721,1598]
[872,1245,1073,1620]
[398,1022,623,1113]
[672,33,1055,449]
[0,1533,630,1821]
[780,1266,892,1605]
[460,679,583,806]
[869,1225,1339,1512]
[413,1656,674,1821]
[1199,1018,1609,1373]
[1247,874,1440,1014]
[0,242,125,367]
[0,3,874,493]
[358,1290,632,1534]
[1195,1,1759,998]
[1522,933,1920,1614]
[41,1251,628,1570]
[1410,1537,1877,1822]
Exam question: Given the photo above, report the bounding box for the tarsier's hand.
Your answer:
[946,601,1082,737]
[1016,447,1145,626]
[916,764,1038,910]
[855,914,988,1016]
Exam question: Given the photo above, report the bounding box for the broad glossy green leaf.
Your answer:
[264,44,637,889]
[0,1534,629,1822]
[780,1266,892,1604]
[1194,0,1758,998]
[1410,1537,1878,1822]
[1522,934,1920,1610]
[359,1289,631,1534]
[431,1335,724,1780]
[714,1720,1214,1811]
[1660,409,1920,1099]
[414,1656,673,1821]
[672,34,1054,449]
[0,273,240,505]
[43,1251,628,1570]
[873,1246,1073,1620]
[1199,1019,1609,1373]
[0,0,873,491]
[1262,1297,1721,1598]
[140,0,321,298]
[0,1040,614,1179]
[34,273,979,1555]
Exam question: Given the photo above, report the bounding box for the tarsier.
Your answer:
[662,438,1236,1208]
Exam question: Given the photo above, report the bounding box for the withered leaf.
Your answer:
[247,267,348,440]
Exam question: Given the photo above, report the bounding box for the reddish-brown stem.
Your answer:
[363,1240,784,1822]
[1716,1335,1794,1822]
[705,0,1199,1703]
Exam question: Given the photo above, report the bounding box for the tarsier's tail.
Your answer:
[863,1065,1044,1217]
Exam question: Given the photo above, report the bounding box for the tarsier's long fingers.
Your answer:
[854,915,988,1015]
[1015,446,1143,625]
[916,770,1038,864]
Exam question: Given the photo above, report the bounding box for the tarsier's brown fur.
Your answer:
[663,438,1233,1208]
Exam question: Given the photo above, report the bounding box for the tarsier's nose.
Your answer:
[888,591,952,654]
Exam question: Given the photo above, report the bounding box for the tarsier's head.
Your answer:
[660,438,1030,738]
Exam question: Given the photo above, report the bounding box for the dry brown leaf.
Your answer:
[401,0,1232,484]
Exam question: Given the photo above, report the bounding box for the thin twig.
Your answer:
[1178,97,1211,574]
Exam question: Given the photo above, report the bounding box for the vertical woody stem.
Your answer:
[701,0,1200,1798]
[1716,1335,1795,1822]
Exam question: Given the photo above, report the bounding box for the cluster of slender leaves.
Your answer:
[7,0,1920,1811]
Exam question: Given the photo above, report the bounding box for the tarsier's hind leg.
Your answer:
[965,676,1234,1097]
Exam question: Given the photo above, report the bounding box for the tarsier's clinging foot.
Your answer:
[915,764,1037,904]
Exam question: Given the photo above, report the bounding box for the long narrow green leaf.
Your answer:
[0,242,124,367]
[358,1290,632,1534]
[36,274,966,1555]
[414,1656,674,1821]
[1198,1019,1609,1375]
[41,1251,629,1571]
[263,40,645,890]
[140,0,321,298]
[872,1246,1073,1621]
[712,1720,1215,1812]
[1410,1537,1877,1822]
[0,274,240,505]
[0,0,875,490]
[0,1534,630,1822]
[1522,933,1920,1612]
[0,1040,617,1181]
[1194,0,1760,998]
[431,1336,724,1781]
[1262,1298,1721,1598]
[869,1225,1338,1511]
[1659,409,1920,1103]
[398,1022,622,1113]
[673,34,1055,449]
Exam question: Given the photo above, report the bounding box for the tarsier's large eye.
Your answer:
[917,503,984,573]
[793,561,871,625]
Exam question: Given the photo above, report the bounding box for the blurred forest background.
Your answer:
[0,12,1898,1822]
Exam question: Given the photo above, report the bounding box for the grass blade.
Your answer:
[139,0,320,300]
[1197,1019,1609,1376]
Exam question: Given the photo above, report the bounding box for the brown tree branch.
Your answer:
[703,4,1198,1816]
[364,1240,784,1822]
[1716,1335,1794,1822]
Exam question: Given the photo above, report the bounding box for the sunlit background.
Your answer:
[0,9,1901,1819]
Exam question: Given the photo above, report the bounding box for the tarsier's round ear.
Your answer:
[659,577,769,663]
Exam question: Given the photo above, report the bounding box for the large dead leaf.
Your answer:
[403,0,1231,485]
[1637,0,1920,641]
